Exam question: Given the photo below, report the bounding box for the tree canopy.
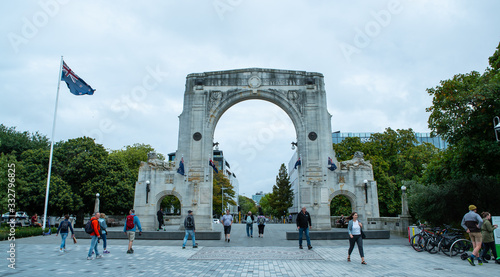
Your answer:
[267,163,294,218]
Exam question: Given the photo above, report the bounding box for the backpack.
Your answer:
[257,216,265,225]
[60,220,69,232]
[126,215,135,230]
[185,216,194,228]
[246,216,253,224]
[84,219,95,234]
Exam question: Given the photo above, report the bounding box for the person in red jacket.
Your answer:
[87,212,102,260]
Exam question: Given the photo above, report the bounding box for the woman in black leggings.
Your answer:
[347,212,366,265]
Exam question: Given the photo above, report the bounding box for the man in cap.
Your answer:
[182,210,197,249]
[461,204,483,265]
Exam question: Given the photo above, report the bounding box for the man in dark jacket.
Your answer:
[157,208,163,231]
[182,210,197,249]
[296,206,312,250]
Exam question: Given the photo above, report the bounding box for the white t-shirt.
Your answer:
[351,220,361,235]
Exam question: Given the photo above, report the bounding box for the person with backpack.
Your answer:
[246,211,255,237]
[257,213,266,238]
[182,210,197,249]
[56,214,74,253]
[221,209,233,242]
[99,213,110,254]
[87,212,102,260]
[124,209,142,254]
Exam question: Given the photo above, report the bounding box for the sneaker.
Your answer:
[126,250,133,254]
[299,245,303,249]
[308,245,313,250]
[130,248,134,253]
[251,235,253,238]
[478,259,483,265]
[228,239,230,243]
[467,257,475,266]
[96,255,103,259]
[193,245,198,248]
[103,250,110,254]
[182,246,186,249]
[59,249,64,253]
[87,256,93,260]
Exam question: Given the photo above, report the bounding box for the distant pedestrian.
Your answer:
[257,213,266,238]
[124,209,142,254]
[221,209,233,242]
[87,212,102,260]
[347,212,366,264]
[246,212,255,237]
[56,214,74,253]
[31,213,42,227]
[288,214,292,224]
[461,205,483,266]
[182,210,197,249]
[296,206,312,250]
[99,213,110,254]
[157,207,164,231]
[480,211,499,263]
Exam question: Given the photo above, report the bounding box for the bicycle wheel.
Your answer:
[411,234,426,252]
[426,237,439,254]
[438,239,450,255]
[450,239,472,257]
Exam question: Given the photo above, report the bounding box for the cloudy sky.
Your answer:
[1,1,499,198]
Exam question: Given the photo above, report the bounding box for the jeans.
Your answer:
[60,233,68,249]
[88,235,100,257]
[246,224,253,236]
[101,233,107,249]
[348,234,364,257]
[298,227,311,246]
[182,230,196,247]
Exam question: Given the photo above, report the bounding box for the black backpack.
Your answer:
[60,220,69,232]
[84,219,95,234]
[186,216,194,228]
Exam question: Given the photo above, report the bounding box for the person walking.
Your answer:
[296,206,312,250]
[221,209,233,242]
[347,212,366,264]
[480,211,499,264]
[99,213,110,254]
[246,211,255,237]
[56,214,74,253]
[182,210,197,249]
[461,205,483,266]
[124,209,142,254]
[87,212,102,260]
[257,213,266,238]
[157,207,164,231]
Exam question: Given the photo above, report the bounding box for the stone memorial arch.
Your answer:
[134,68,380,231]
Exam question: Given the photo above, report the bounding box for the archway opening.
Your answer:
[159,195,181,226]
[213,100,295,220]
[330,195,352,228]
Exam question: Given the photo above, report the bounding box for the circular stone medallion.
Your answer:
[308,132,317,141]
[248,76,262,88]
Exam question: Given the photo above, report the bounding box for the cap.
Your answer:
[187,210,193,214]
[469,205,477,211]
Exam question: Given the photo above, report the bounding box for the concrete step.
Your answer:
[286,230,390,240]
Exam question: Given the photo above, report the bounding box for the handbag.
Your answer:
[361,228,366,239]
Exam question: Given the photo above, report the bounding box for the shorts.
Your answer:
[469,232,482,244]
[224,225,231,235]
[127,231,136,241]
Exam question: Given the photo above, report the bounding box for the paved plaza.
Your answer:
[1,224,498,276]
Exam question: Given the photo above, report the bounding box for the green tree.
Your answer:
[238,195,257,215]
[161,195,181,214]
[330,195,352,216]
[0,124,49,160]
[268,164,294,218]
[258,193,274,216]
[109,143,163,177]
[212,172,236,216]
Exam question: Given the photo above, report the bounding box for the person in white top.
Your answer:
[347,212,366,265]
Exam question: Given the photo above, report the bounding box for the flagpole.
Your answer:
[42,56,64,231]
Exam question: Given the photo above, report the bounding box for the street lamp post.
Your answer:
[221,187,227,216]
[363,180,368,203]
[94,193,100,214]
[401,185,408,215]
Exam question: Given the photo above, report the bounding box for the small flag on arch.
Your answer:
[61,61,95,96]
[209,159,218,173]
[177,157,185,176]
[328,157,337,171]
[294,157,302,169]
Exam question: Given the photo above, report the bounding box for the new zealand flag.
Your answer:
[177,157,185,176]
[294,157,301,169]
[61,61,95,95]
[209,159,218,173]
[328,157,337,171]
